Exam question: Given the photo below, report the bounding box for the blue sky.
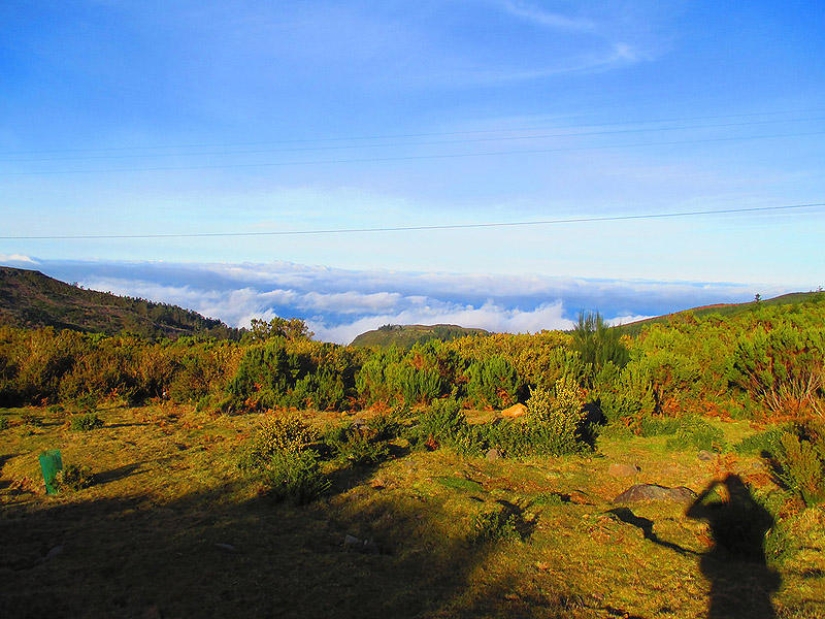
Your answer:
[1,1,824,342]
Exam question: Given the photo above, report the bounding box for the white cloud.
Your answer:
[496,1,595,32]
[33,258,795,345]
[0,254,39,265]
[311,301,573,345]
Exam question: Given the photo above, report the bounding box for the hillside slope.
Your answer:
[0,266,238,339]
[351,323,490,348]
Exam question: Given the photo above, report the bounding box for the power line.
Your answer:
[4,107,824,158]
[2,202,822,241]
[3,115,823,164]
[4,129,824,175]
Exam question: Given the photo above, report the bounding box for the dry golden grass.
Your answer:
[1,405,823,618]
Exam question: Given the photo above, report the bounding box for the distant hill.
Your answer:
[618,291,825,335]
[351,323,490,348]
[0,266,239,339]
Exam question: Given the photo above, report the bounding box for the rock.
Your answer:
[485,448,503,461]
[344,534,380,554]
[214,543,239,553]
[613,484,697,505]
[697,450,715,461]
[608,463,640,477]
[501,403,528,418]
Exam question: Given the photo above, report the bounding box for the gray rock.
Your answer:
[613,484,697,505]
[697,450,715,461]
[214,543,239,553]
[344,534,380,554]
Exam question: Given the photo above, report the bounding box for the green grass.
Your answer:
[1,404,823,618]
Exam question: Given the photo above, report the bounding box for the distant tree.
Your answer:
[571,311,629,386]
[248,317,313,342]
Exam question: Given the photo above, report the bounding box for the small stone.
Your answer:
[697,450,715,461]
[485,448,503,461]
[214,543,239,553]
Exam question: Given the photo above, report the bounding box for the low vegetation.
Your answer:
[1,286,825,617]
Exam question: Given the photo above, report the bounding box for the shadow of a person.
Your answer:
[686,474,781,619]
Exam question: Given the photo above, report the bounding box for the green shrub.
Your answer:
[0,416,8,431]
[466,356,519,409]
[470,507,520,543]
[775,430,825,507]
[665,416,725,452]
[263,449,330,505]
[325,423,390,466]
[523,379,587,456]
[70,412,104,432]
[638,416,681,437]
[56,463,95,491]
[417,398,468,445]
[21,412,43,427]
[734,426,787,456]
[242,415,314,470]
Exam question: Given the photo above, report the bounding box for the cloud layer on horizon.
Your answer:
[1,256,784,344]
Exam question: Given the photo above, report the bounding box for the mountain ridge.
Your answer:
[0,266,238,339]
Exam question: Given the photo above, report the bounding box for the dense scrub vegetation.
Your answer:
[2,296,824,423]
[2,294,825,502]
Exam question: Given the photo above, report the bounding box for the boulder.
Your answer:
[613,484,697,505]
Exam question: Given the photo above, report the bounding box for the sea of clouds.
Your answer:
[1,256,781,344]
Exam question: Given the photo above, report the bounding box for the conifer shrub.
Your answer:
[664,416,725,452]
[324,422,391,466]
[242,415,314,469]
[417,397,469,445]
[56,463,95,491]
[734,426,788,456]
[263,449,330,505]
[775,425,825,507]
[241,415,330,504]
[465,355,519,409]
[69,411,104,431]
[470,506,520,543]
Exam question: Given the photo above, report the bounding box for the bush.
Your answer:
[21,412,43,427]
[70,412,104,432]
[417,398,468,445]
[0,416,8,431]
[325,423,391,466]
[263,449,330,505]
[523,379,586,456]
[470,506,520,544]
[56,463,95,491]
[466,356,519,409]
[665,416,725,452]
[775,428,825,507]
[734,426,788,456]
[242,415,314,470]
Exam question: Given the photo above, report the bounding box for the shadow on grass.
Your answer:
[607,507,696,556]
[0,453,588,619]
[686,474,781,619]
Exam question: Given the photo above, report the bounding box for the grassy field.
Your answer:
[1,404,824,618]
